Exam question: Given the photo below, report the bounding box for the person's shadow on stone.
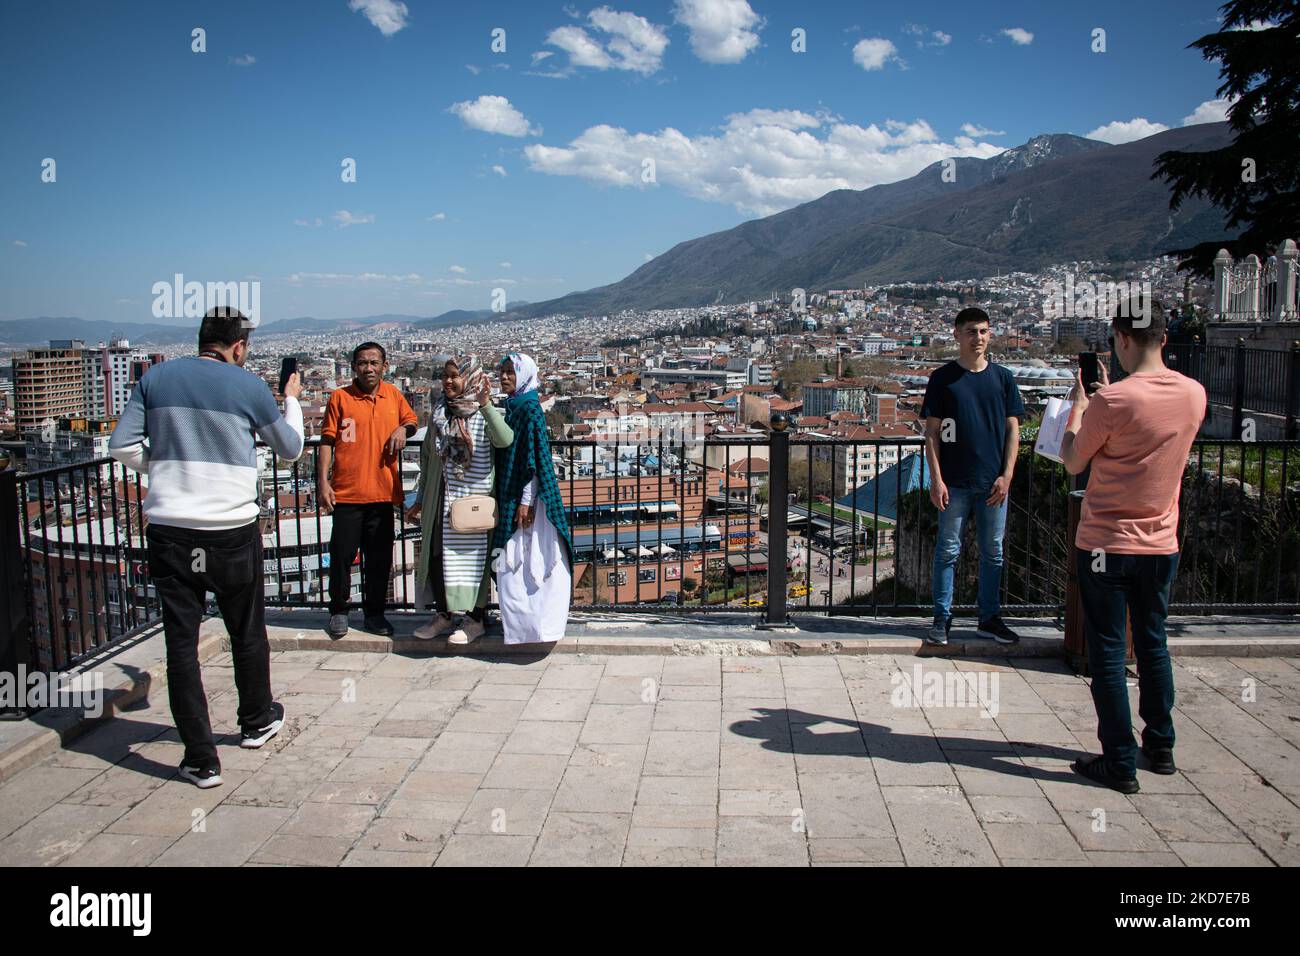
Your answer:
[727,708,1084,784]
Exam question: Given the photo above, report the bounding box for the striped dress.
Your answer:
[440,412,493,592]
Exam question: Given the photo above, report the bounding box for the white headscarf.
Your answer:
[505,352,540,397]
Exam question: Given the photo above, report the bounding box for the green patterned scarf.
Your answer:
[494,390,574,562]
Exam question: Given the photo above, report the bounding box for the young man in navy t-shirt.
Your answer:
[921,307,1025,645]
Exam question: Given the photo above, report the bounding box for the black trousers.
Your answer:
[328,502,395,616]
[1075,548,1179,778]
[146,520,273,769]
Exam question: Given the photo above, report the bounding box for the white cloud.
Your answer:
[348,0,409,37]
[524,107,1006,216]
[1183,96,1235,125]
[499,261,512,268]
[449,265,468,274]
[13,239,27,247]
[547,25,614,69]
[531,50,555,64]
[903,23,951,48]
[644,252,654,261]
[672,0,763,64]
[293,217,324,227]
[286,271,421,284]
[592,7,670,74]
[492,165,508,177]
[960,122,1005,137]
[332,210,376,228]
[1001,27,1034,45]
[1086,117,1169,144]
[545,9,669,76]
[465,64,482,75]
[428,212,447,221]
[1227,18,1276,31]
[449,95,540,137]
[853,37,900,71]
[229,53,256,66]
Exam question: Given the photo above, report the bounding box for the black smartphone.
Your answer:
[1079,351,1100,391]
[278,356,298,394]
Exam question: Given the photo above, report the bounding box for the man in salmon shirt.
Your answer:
[318,342,418,638]
[1061,300,1206,793]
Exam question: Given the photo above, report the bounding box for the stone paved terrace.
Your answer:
[1,621,1298,866]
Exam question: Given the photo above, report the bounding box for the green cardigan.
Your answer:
[413,403,514,612]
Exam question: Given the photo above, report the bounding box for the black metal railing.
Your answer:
[1162,340,1300,436]
[6,430,1300,676]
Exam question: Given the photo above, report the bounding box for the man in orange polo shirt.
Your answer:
[319,342,417,638]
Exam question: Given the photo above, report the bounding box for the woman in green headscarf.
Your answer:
[493,353,573,644]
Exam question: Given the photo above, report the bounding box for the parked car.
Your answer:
[789,584,811,598]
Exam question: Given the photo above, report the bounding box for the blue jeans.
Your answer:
[1075,548,1178,778]
[931,486,1007,622]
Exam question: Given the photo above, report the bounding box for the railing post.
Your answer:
[1232,337,1247,439]
[1213,248,1233,321]
[1279,239,1299,323]
[761,413,791,628]
[0,468,32,718]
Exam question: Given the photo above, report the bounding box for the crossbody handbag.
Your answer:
[449,494,497,533]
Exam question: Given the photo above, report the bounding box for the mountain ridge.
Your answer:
[504,124,1233,317]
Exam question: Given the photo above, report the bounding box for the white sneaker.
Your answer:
[414,612,456,641]
[447,618,485,646]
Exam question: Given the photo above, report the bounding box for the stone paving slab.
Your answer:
[1,647,1297,866]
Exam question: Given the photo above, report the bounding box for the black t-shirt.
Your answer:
[921,361,1025,492]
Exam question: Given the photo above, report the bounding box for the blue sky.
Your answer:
[0,0,1232,326]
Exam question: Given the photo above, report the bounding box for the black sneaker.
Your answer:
[1141,744,1177,775]
[361,615,395,637]
[178,764,223,789]
[240,701,285,750]
[976,615,1020,644]
[925,615,952,646]
[1072,754,1139,794]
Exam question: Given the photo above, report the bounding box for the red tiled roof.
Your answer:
[643,403,714,414]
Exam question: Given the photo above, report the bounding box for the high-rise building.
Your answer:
[802,379,869,419]
[92,343,158,421]
[13,342,87,431]
[81,340,159,417]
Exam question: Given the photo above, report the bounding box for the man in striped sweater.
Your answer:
[109,308,304,788]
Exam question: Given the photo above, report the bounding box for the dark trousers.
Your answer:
[146,520,273,769]
[1075,548,1179,778]
[328,502,395,617]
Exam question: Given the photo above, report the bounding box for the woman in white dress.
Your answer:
[492,353,573,644]
[405,355,513,645]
